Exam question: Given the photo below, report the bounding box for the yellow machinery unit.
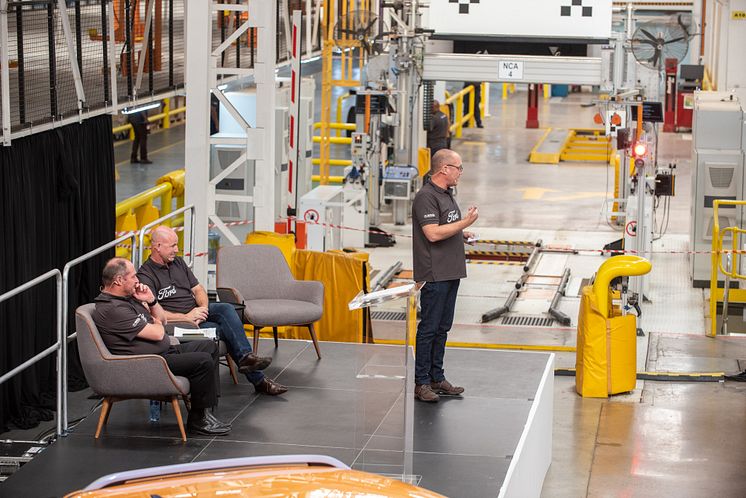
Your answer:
[576,255,651,398]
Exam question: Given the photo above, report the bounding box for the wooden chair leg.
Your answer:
[226,354,239,384]
[272,327,279,348]
[253,326,261,354]
[171,397,187,442]
[307,323,321,359]
[95,398,113,439]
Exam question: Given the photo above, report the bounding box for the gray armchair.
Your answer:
[217,244,324,359]
[75,304,190,441]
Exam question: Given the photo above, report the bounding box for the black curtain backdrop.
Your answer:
[0,114,115,433]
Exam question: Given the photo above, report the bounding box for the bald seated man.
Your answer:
[137,226,287,396]
[411,149,478,403]
[92,257,230,436]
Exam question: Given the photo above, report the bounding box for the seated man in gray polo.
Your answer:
[137,226,287,396]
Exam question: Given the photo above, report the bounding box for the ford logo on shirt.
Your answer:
[158,285,177,300]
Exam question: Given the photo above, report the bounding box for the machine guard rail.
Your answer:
[137,205,195,269]
[0,269,63,438]
[112,101,187,138]
[709,199,746,336]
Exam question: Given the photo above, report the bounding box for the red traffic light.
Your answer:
[633,142,647,157]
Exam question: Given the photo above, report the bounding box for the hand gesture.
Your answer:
[133,283,155,304]
[186,306,209,325]
[464,231,477,245]
[464,205,479,226]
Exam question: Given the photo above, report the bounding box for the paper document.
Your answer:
[173,327,217,340]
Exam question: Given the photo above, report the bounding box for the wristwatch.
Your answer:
[147,298,158,307]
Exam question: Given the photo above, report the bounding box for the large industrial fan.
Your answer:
[630,17,692,70]
[333,10,389,55]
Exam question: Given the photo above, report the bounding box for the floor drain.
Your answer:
[501,315,555,327]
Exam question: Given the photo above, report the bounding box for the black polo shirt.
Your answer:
[92,292,171,356]
[137,256,199,314]
[412,180,467,282]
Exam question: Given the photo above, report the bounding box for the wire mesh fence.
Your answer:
[1,0,321,135]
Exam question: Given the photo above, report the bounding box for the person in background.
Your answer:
[127,110,152,164]
[427,99,450,158]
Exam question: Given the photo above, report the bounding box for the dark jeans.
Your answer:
[131,123,148,161]
[415,279,460,385]
[201,302,264,385]
[463,83,482,126]
[162,340,219,410]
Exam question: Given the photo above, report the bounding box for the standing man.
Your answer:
[137,226,288,396]
[411,149,478,402]
[463,82,484,128]
[92,258,231,435]
[127,110,152,164]
[427,99,450,158]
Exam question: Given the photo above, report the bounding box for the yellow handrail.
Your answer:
[115,170,186,257]
[709,199,746,336]
[313,136,352,144]
[313,122,356,131]
[445,86,475,138]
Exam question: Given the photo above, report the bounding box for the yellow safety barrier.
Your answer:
[709,199,746,336]
[445,85,475,139]
[576,255,651,398]
[312,136,352,145]
[312,158,352,167]
[112,101,187,140]
[115,169,186,257]
[311,175,344,184]
[335,93,356,137]
[313,122,356,131]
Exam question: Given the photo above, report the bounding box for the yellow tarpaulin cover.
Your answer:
[285,249,370,343]
[576,286,637,398]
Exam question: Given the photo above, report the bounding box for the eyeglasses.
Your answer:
[446,163,463,172]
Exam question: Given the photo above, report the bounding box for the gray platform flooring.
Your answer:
[1,340,551,498]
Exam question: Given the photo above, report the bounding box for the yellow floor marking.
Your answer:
[515,187,558,200]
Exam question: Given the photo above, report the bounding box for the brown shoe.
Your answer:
[414,384,440,402]
[238,353,272,373]
[254,378,288,395]
[431,379,464,395]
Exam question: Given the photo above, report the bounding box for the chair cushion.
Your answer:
[244,299,323,327]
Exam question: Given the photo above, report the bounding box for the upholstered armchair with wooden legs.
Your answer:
[216,244,324,359]
[75,304,191,442]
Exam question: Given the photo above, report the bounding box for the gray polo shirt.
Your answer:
[92,292,171,356]
[137,256,199,314]
[412,180,467,282]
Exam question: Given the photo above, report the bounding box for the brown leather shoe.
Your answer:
[254,378,288,395]
[238,353,272,373]
[430,379,464,396]
[414,384,440,402]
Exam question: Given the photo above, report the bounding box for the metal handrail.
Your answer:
[137,205,195,269]
[60,232,138,431]
[0,269,63,437]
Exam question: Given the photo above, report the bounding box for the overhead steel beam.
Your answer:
[423,53,604,86]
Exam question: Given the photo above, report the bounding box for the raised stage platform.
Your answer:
[1,340,553,498]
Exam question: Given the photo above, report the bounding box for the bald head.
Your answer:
[149,225,180,264]
[431,149,460,175]
[151,225,177,244]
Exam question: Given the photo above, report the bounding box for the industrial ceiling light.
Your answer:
[121,101,161,115]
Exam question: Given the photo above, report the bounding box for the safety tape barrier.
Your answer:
[115,216,746,257]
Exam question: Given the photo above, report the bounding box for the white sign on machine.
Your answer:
[498,61,524,80]
[424,0,612,41]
